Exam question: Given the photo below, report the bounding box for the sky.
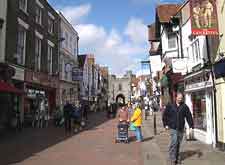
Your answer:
[48,0,183,76]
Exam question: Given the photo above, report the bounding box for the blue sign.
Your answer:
[72,68,83,81]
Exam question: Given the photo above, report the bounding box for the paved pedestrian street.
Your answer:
[0,111,142,165]
[1,111,225,165]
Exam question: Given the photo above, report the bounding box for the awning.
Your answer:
[0,81,23,95]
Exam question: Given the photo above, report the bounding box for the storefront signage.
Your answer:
[186,81,212,90]
[172,58,187,75]
[25,70,58,88]
[190,0,219,35]
[11,65,24,81]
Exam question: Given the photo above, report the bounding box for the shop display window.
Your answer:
[191,91,207,131]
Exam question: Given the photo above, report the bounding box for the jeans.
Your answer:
[135,126,143,141]
[169,129,183,162]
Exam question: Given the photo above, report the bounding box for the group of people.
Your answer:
[116,92,194,165]
[62,101,88,133]
[117,101,143,142]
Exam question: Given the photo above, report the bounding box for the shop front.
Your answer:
[59,81,78,106]
[184,69,215,145]
[24,70,59,125]
[0,63,23,132]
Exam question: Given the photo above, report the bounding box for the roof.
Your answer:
[148,23,156,41]
[156,4,180,23]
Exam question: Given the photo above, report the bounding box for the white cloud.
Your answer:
[61,4,91,25]
[60,4,148,76]
[124,17,148,44]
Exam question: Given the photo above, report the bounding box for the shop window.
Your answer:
[191,91,207,131]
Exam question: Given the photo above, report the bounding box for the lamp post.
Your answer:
[141,60,157,135]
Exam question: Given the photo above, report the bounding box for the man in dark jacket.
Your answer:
[63,101,72,133]
[162,93,194,165]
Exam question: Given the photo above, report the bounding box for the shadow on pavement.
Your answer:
[180,149,203,160]
[142,136,154,142]
[0,111,110,165]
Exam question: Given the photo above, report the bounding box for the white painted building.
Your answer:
[58,12,79,105]
[177,2,215,146]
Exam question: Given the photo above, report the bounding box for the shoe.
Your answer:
[170,160,176,165]
[136,140,142,143]
[175,159,182,164]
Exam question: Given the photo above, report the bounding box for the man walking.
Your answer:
[63,101,72,133]
[162,93,194,165]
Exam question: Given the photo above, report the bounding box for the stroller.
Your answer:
[115,121,129,143]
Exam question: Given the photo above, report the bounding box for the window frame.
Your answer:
[35,5,42,25]
[19,0,27,13]
[35,37,42,71]
[167,33,177,49]
[48,17,54,34]
[47,44,53,74]
[16,25,26,65]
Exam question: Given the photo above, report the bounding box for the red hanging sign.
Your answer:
[190,0,219,35]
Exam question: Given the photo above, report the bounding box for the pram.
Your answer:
[115,122,129,143]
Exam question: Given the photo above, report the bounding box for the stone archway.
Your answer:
[116,94,125,105]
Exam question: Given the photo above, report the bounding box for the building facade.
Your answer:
[0,0,7,62]
[58,12,79,106]
[108,72,132,105]
[214,0,225,150]
[5,0,60,119]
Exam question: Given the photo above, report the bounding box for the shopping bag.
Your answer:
[129,122,136,131]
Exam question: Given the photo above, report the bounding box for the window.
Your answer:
[74,41,77,56]
[118,84,122,91]
[35,6,42,25]
[191,91,207,131]
[16,26,26,65]
[70,37,73,51]
[35,37,42,71]
[19,0,27,12]
[168,33,177,49]
[64,32,68,47]
[48,18,54,34]
[191,39,200,63]
[47,45,53,74]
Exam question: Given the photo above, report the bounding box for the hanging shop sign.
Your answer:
[190,0,219,35]
[172,58,188,75]
[72,67,83,81]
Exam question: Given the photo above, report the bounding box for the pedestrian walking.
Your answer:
[63,101,72,133]
[162,92,194,165]
[130,103,143,142]
[117,106,129,123]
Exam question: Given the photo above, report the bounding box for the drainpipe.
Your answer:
[206,36,218,147]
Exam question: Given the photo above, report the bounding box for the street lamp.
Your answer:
[141,59,157,135]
